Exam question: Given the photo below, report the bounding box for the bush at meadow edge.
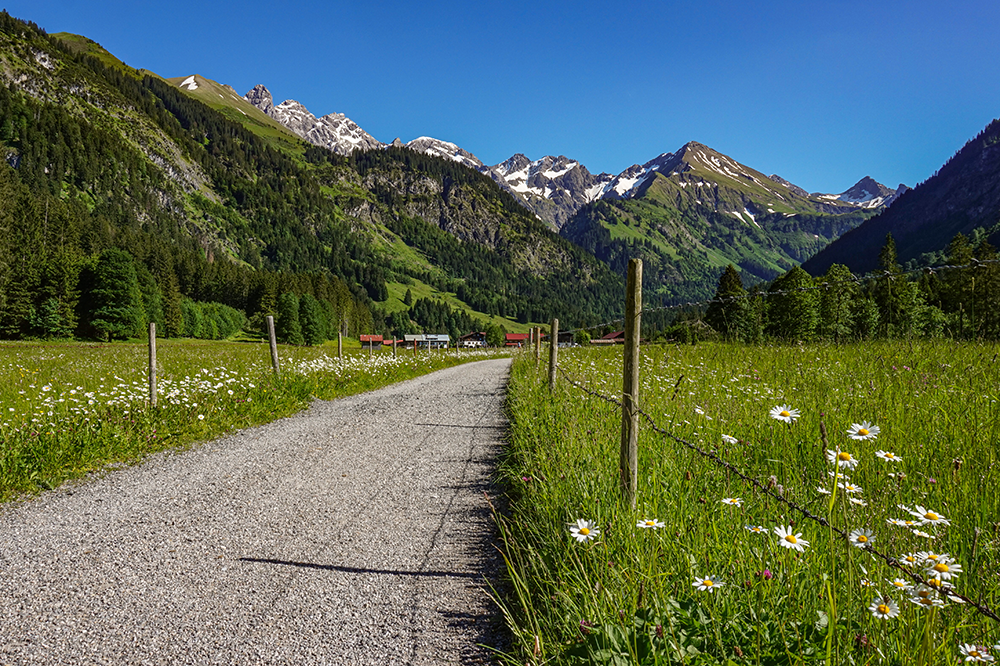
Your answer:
[0,340,506,502]
[498,341,1000,665]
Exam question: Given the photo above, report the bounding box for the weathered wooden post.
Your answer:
[534,326,541,366]
[548,318,559,390]
[148,322,157,408]
[338,331,343,358]
[267,315,280,377]
[620,258,642,509]
[393,337,397,357]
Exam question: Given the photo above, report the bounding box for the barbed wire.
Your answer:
[558,257,1000,337]
[553,362,1000,623]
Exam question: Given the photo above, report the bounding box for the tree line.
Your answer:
[698,233,1000,343]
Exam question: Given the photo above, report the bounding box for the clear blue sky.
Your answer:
[11,0,1000,192]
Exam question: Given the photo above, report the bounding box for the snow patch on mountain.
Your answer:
[180,75,198,91]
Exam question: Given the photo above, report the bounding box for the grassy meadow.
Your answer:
[498,341,1000,665]
[0,338,506,502]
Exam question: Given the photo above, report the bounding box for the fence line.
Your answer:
[557,257,1000,337]
[553,363,1000,623]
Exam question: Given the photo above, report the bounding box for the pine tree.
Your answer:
[88,248,145,340]
[299,293,326,346]
[403,288,413,307]
[817,264,857,341]
[766,267,819,340]
[275,292,303,345]
[704,265,748,340]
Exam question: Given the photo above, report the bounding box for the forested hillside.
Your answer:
[0,12,622,343]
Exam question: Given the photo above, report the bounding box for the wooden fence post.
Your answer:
[393,337,397,357]
[548,318,559,390]
[620,258,642,509]
[148,322,157,408]
[338,331,343,358]
[267,315,280,377]
[534,326,541,366]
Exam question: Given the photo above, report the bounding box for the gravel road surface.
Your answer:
[0,357,512,665]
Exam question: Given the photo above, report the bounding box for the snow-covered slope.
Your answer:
[404,137,485,170]
[244,84,383,155]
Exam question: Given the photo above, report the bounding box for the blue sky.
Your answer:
[14,1,1000,192]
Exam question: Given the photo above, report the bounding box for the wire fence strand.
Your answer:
[554,362,1000,623]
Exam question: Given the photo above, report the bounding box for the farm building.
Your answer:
[458,332,487,348]
[505,333,530,347]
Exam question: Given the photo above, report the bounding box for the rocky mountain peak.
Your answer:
[242,84,382,155]
[768,174,810,198]
[244,84,273,115]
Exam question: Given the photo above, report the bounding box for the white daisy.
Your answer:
[927,559,962,580]
[637,518,664,529]
[838,481,863,494]
[876,450,902,462]
[722,434,738,445]
[889,577,913,592]
[774,525,809,552]
[869,597,899,619]
[847,421,880,440]
[693,575,724,593]
[959,644,995,663]
[769,405,800,423]
[826,448,859,470]
[721,497,743,507]
[849,528,875,548]
[568,519,600,542]
[745,525,767,535]
[849,497,868,507]
[910,505,950,527]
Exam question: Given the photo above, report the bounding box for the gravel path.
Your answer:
[0,358,512,665]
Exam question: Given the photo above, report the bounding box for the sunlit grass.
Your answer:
[0,339,508,502]
[498,341,1000,665]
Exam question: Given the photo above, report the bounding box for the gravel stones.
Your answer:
[0,358,511,664]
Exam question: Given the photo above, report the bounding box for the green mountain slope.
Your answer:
[802,118,1000,276]
[0,11,622,341]
[562,142,872,303]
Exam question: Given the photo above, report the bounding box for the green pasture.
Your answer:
[498,341,1000,665]
[0,338,503,502]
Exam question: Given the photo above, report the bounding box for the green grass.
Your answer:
[498,341,1000,664]
[0,339,506,502]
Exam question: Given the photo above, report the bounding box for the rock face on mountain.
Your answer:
[483,154,614,230]
[560,141,877,303]
[243,84,383,155]
[812,175,906,209]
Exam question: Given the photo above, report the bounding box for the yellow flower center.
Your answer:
[893,581,905,587]
[704,580,713,587]
[877,604,889,614]
[971,651,983,658]
[645,521,654,526]
[780,410,790,417]
[933,563,949,573]
[928,578,942,587]
[785,534,798,544]
[886,453,895,458]
[927,553,939,560]
[858,428,869,436]
[924,512,939,521]
[858,535,868,543]
[838,452,852,461]
[579,527,590,536]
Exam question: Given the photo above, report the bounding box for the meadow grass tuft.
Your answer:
[498,340,1000,665]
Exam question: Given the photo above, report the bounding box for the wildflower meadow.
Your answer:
[497,340,1000,665]
[0,340,505,502]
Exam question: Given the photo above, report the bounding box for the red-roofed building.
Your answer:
[505,333,530,347]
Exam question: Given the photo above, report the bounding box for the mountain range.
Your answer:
[239,84,903,234]
[4,9,1000,340]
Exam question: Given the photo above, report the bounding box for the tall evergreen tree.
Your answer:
[705,265,748,341]
[88,248,145,340]
[275,292,303,345]
[766,267,819,340]
[299,293,326,346]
